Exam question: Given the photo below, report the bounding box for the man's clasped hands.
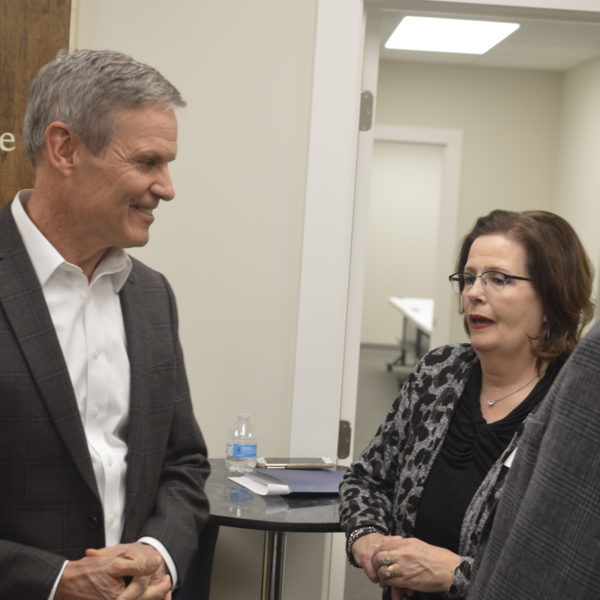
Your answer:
[56,542,172,600]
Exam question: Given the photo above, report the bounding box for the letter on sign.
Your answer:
[0,132,16,152]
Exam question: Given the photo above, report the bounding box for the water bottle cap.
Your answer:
[237,412,251,420]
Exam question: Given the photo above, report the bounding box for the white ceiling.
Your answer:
[374,3,600,71]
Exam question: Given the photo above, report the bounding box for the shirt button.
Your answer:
[107,457,113,467]
[91,406,100,418]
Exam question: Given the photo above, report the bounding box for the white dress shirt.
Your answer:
[12,192,177,597]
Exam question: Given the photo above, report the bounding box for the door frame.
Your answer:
[287,2,366,599]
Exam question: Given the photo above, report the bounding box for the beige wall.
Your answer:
[75,0,317,459]
[374,59,563,342]
[555,56,600,304]
[74,2,318,598]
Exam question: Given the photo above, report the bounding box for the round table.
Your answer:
[205,459,342,599]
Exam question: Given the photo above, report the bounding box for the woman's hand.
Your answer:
[351,532,386,583]
[372,536,461,593]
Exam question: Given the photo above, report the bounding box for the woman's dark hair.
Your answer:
[456,209,595,363]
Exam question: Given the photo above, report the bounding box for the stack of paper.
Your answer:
[229,468,346,496]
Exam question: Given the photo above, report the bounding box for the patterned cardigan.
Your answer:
[339,343,535,598]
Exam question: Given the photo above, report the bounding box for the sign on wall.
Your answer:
[0,0,71,209]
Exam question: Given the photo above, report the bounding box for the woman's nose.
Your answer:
[465,277,487,300]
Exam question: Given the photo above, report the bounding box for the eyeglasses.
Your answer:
[448,271,532,294]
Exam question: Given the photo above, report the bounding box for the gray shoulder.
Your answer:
[568,321,600,374]
[128,255,170,287]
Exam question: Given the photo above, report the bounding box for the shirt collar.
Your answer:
[11,190,132,292]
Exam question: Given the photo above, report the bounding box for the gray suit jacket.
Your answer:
[0,205,210,598]
[469,321,600,599]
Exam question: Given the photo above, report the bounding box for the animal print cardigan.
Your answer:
[339,343,530,598]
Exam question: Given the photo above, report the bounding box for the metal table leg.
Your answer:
[387,315,408,371]
[261,530,286,600]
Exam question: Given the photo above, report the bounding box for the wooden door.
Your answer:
[0,0,71,209]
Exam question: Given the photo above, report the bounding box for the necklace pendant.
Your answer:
[487,398,495,406]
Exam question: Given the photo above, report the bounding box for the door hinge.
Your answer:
[359,90,374,131]
[338,420,352,459]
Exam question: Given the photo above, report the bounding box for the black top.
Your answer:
[409,361,560,600]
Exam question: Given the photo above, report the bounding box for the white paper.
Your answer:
[228,475,290,496]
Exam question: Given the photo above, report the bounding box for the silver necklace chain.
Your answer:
[483,373,540,407]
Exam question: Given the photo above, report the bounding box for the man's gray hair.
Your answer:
[23,49,186,164]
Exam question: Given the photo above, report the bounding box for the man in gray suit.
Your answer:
[470,320,600,598]
[0,49,210,599]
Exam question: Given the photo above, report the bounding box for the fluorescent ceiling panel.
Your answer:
[386,16,520,55]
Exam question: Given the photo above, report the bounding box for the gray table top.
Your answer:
[206,458,343,533]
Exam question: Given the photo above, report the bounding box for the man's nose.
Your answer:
[151,166,175,201]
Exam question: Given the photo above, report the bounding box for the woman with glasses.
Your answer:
[340,209,594,600]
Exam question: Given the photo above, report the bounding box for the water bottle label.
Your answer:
[230,443,257,458]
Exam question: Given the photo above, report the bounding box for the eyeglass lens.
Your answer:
[451,272,507,293]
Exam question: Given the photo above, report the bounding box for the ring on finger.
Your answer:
[386,565,394,578]
[382,556,391,566]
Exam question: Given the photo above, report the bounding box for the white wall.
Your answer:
[74,1,318,598]
[75,0,317,460]
[373,60,563,342]
[555,56,600,303]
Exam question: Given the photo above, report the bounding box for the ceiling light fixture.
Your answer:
[385,16,520,55]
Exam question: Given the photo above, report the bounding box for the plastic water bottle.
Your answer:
[225,413,257,473]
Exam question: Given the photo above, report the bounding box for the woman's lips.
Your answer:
[469,314,494,329]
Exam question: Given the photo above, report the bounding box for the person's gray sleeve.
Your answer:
[469,323,600,599]
[338,388,407,536]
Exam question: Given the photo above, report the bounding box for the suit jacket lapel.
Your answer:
[0,206,99,498]
[119,270,151,515]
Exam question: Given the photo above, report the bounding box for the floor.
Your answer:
[343,345,413,600]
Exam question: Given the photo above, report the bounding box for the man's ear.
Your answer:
[43,121,83,175]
